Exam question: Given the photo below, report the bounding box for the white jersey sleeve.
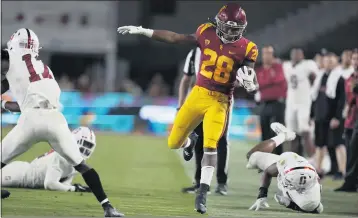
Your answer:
[43,153,76,192]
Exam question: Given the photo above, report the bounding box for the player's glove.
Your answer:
[74,183,91,193]
[249,197,270,211]
[236,66,258,92]
[117,25,153,38]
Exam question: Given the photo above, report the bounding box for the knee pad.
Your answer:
[246,151,280,171]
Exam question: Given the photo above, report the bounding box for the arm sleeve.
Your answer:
[183,49,194,75]
[335,77,346,120]
[44,157,75,192]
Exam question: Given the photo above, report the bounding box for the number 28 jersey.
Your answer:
[5,50,61,111]
[195,23,258,95]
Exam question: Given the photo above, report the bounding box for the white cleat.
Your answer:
[270,122,296,141]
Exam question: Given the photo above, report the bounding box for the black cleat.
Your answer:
[195,184,209,214]
[182,183,199,194]
[334,183,357,192]
[104,204,125,217]
[182,183,211,194]
[215,183,228,196]
[1,190,10,199]
[183,132,198,161]
[333,172,344,181]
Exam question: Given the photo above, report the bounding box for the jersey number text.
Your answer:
[200,48,234,83]
[22,54,53,83]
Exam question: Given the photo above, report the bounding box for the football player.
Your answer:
[282,48,318,158]
[179,47,230,195]
[0,28,123,217]
[247,122,323,214]
[2,127,95,192]
[118,3,259,214]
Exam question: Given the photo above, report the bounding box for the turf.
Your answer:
[1,130,358,217]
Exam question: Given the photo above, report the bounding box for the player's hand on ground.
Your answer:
[74,183,92,192]
[249,197,270,211]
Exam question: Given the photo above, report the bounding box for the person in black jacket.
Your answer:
[312,53,346,180]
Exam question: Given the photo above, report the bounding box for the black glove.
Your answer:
[74,183,91,192]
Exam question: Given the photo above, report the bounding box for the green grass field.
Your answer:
[1,130,358,217]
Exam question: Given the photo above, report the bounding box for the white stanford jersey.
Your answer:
[5,50,61,111]
[183,47,201,76]
[23,151,75,189]
[283,60,319,105]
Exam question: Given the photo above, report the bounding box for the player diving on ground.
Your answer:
[2,127,95,193]
[246,122,323,214]
[117,3,259,214]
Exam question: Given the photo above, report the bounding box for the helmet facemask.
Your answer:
[215,16,246,44]
[77,138,96,159]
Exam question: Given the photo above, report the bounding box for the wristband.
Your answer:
[257,187,268,199]
[142,28,154,38]
[1,100,8,110]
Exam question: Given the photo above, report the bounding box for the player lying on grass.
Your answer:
[246,122,323,214]
[2,126,94,192]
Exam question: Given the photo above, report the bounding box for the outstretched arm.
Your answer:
[153,31,197,44]
[117,25,197,45]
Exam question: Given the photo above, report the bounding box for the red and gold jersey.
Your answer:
[195,23,258,95]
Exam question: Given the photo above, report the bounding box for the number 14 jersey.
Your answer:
[5,50,61,111]
[195,23,258,95]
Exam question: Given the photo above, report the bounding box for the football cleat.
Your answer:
[182,183,211,194]
[104,205,125,217]
[183,132,198,161]
[182,183,199,194]
[1,190,10,199]
[270,122,296,141]
[215,184,228,196]
[195,184,209,214]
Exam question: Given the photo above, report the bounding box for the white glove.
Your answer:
[117,25,153,37]
[249,197,270,211]
[236,66,258,92]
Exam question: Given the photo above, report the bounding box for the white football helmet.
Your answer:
[7,28,41,57]
[72,127,96,159]
[281,163,318,193]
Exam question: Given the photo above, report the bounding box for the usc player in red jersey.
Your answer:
[118,3,258,214]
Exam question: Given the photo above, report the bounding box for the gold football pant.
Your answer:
[168,86,231,149]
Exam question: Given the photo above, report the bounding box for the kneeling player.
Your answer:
[2,127,95,192]
[246,122,323,214]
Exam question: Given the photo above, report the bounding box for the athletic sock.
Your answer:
[200,166,215,186]
[271,133,286,147]
[81,168,109,208]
